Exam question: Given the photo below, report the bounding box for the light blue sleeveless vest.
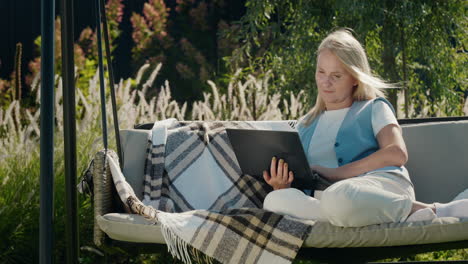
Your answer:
[297,98,410,181]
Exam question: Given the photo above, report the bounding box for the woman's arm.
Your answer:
[312,124,408,182]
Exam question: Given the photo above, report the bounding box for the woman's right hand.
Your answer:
[263,157,294,190]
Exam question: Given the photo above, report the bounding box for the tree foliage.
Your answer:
[0,0,465,117]
[224,0,467,117]
[129,0,246,103]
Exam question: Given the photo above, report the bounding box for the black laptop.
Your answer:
[226,128,332,191]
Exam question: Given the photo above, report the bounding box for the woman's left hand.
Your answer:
[310,165,343,182]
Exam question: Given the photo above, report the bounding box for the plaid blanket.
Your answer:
[108,119,313,264]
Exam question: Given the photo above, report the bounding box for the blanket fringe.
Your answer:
[127,196,215,263]
[160,222,216,264]
[191,247,214,264]
[160,223,192,264]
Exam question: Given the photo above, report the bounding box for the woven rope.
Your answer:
[93,149,160,246]
[127,196,159,224]
[93,149,117,246]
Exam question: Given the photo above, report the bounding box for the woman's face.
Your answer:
[315,49,358,110]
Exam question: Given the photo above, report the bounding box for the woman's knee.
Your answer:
[320,181,362,226]
[263,188,292,211]
[263,188,323,220]
[321,181,356,207]
[263,188,303,212]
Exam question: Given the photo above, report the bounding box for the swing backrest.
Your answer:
[119,119,468,203]
[401,119,468,202]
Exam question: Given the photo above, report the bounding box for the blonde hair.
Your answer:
[301,28,392,126]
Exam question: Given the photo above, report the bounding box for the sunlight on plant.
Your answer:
[192,69,309,121]
[0,62,309,262]
[1,62,466,263]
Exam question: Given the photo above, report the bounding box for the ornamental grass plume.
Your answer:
[191,69,309,121]
[0,62,186,262]
[0,63,179,161]
[0,61,309,166]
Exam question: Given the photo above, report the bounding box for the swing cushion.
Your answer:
[96,119,468,248]
[97,213,468,247]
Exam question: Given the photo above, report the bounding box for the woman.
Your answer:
[262,29,468,227]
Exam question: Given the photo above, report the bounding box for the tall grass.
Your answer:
[0,63,466,263]
[0,63,309,263]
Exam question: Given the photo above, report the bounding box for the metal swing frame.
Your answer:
[39,0,468,263]
[39,0,122,263]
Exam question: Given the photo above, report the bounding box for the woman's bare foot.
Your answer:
[410,201,435,214]
[407,199,468,222]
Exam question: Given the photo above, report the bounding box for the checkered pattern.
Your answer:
[113,119,311,264]
[142,120,297,212]
[189,208,311,263]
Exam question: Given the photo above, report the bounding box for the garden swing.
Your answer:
[43,0,468,263]
[87,2,468,262]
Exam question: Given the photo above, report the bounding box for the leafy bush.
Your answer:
[225,0,468,118]
[129,0,246,103]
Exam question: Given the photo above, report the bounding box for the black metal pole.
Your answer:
[60,0,78,262]
[96,0,108,151]
[40,0,55,262]
[100,0,123,166]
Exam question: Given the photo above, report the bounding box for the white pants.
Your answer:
[263,172,415,227]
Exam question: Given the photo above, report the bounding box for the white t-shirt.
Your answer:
[307,101,398,168]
